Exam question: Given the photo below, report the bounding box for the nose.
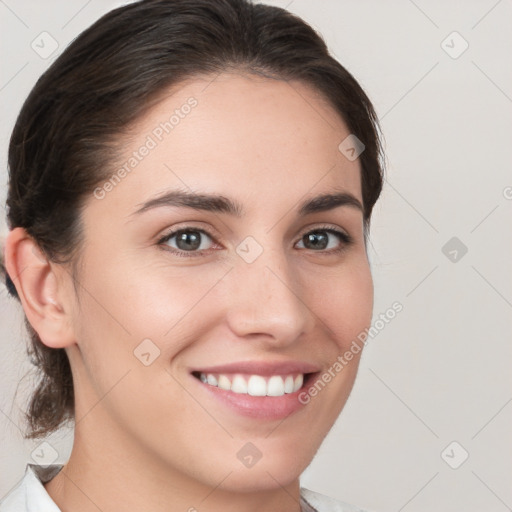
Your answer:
[224,249,314,348]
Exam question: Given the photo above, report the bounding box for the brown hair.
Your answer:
[1,0,384,438]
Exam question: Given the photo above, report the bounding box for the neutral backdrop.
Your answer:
[1,1,511,511]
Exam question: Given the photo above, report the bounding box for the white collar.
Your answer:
[0,464,63,511]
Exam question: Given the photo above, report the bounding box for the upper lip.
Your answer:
[190,360,321,376]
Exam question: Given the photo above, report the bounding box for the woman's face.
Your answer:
[63,72,373,492]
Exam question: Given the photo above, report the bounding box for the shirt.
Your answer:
[0,463,369,512]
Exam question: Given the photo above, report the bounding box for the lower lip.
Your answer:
[191,374,316,420]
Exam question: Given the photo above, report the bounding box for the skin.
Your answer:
[5,72,374,512]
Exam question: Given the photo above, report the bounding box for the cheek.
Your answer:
[302,256,374,350]
[77,251,218,339]
[71,255,234,394]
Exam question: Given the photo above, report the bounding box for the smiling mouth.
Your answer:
[191,371,315,397]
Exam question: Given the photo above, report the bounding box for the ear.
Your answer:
[4,227,76,349]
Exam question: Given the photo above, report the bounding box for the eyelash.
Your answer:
[157,224,353,258]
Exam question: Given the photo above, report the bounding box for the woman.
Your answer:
[0,0,384,510]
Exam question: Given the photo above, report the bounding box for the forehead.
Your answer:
[91,72,362,218]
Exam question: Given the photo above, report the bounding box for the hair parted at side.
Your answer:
[2,0,384,438]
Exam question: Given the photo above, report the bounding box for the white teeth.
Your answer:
[231,375,248,394]
[247,375,267,396]
[267,375,285,396]
[293,374,303,392]
[197,372,305,397]
[284,375,294,393]
[217,374,231,391]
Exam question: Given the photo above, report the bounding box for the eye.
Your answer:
[158,224,353,258]
[158,228,216,257]
[295,225,353,254]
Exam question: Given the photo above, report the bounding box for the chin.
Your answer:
[225,438,320,493]
[218,460,306,493]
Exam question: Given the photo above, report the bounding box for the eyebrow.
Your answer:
[130,189,364,218]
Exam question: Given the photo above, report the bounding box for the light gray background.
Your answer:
[1,1,511,511]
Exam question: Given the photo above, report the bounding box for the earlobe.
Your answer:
[4,227,76,349]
